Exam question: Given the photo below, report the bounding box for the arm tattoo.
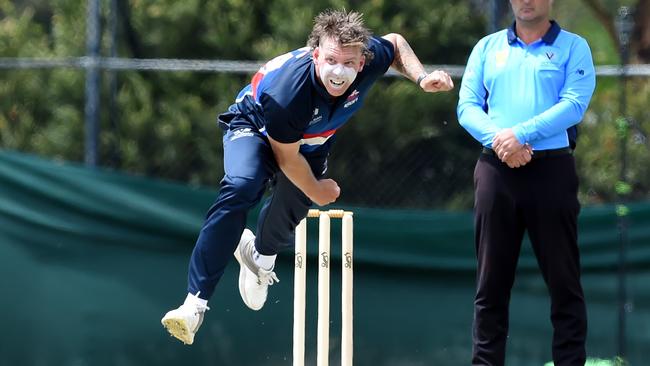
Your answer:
[392,36,425,81]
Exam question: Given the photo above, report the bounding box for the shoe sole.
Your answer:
[234,245,262,311]
[161,317,194,345]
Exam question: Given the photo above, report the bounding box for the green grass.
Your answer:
[544,356,627,366]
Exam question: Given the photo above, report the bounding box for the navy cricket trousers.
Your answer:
[187,116,326,300]
[471,152,587,366]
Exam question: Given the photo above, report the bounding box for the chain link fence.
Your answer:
[1,62,650,209]
[2,0,650,210]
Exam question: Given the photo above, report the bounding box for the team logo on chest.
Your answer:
[308,107,323,126]
[495,49,509,68]
[344,89,360,108]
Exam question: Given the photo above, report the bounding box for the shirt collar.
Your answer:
[507,20,561,45]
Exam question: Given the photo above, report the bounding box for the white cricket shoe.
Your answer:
[161,293,210,345]
[233,229,279,311]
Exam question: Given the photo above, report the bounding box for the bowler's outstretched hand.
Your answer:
[420,70,454,93]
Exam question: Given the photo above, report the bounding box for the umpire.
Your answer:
[456,0,596,365]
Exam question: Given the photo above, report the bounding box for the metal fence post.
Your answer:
[108,0,121,166]
[615,5,634,360]
[84,0,101,166]
[487,0,503,34]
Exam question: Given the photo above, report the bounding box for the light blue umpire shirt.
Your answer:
[457,21,596,150]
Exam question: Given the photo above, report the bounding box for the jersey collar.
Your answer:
[507,20,561,45]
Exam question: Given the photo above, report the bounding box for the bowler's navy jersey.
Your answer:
[231,36,395,155]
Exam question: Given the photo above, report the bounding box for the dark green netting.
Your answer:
[1,150,648,365]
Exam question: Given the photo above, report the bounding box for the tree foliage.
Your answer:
[1,0,649,208]
[580,0,650,63]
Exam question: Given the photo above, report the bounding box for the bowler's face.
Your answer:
[313,37,365,97]
[510,0,553,23]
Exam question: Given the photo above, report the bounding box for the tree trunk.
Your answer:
[581,0,619,51]
[117,0,143,58]
[634,0,650,62]
[582,0,650,63]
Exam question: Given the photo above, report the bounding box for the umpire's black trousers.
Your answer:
[471,151,587,366]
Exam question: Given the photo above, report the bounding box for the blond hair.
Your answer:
[307,9,374,61]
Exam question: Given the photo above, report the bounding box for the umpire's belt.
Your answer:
[481,147,573,159]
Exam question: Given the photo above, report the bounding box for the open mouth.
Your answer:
[329,79,346,88]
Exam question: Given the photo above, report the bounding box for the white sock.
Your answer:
[253,249,277,270]
[185,292,208,308]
